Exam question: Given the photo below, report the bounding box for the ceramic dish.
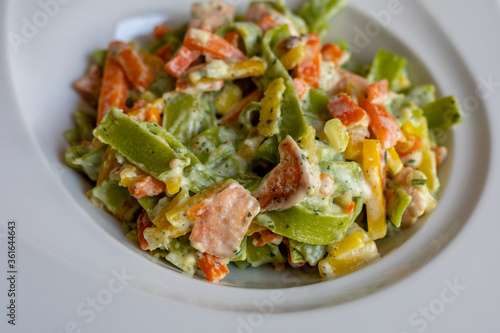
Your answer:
[1,0,499,332]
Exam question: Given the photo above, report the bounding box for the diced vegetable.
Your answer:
[97,50,129,124]
[421,96,462,130]
[324,118,349,153]
[196,253,229,283]
[94,108,190,181]
[258,77,286,137]
[386,182,412,228]
[261,25,308,141]
[327,93,367,127]
[367,49,408,90]
[137,210,153,250]
[109,41,154,91]
[164,46,200,78]
[298,0,347,37]
[362,100,404,149]
[128,175,166,199]
[362,139,387,240]
[297,33,321,88]
[184,28,247,60]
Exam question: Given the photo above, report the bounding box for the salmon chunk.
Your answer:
[73,63,102,107]
[189,0,235,31]
[252,135,318,211]
[187,180,260,258]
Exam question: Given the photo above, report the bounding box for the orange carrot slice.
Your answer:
[292,77,308,99]
[154,24,170,39]
[362,100,404,149]
[184,28,246,60]
[223,31,240,48]
[257,15,279,32]
[321,43,344,66]
[165,46,200,78]
[109,41,154,91]
[327,93,368,127]
[128,175,166,199]
[196,253,229,283]
[297,33,321,89]
[97,55,129,124]
[366,79,390,104]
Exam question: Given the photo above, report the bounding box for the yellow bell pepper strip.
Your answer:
[214,83,242,115]
[330,231,365,257]
[386,146,403,174]
[261,25,309,141]
[362,139,387,240]
[324,118,349,153]
[258,77,286,137]
[279,44,306,70]
[421,96,462,130]
[318,239,379,278]
[188,57,266,83]
[418,147,440,193]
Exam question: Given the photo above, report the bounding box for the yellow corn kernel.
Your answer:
[362,139,387,240]
[343,136,363,163]
[119,166,146,187]
[258,77,286,137]
[418,147,440,193]
[165,176,182,195]
[319,240,379,278]
[215,84,243,115]
[279,45,306,70]
[324,118,349,153]
[300,126,317,166]
[330,231,366,257]
[386,147,403,174]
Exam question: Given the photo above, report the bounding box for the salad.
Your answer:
[65,0,461,283]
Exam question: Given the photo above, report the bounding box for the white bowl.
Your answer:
[2,0,497,319]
